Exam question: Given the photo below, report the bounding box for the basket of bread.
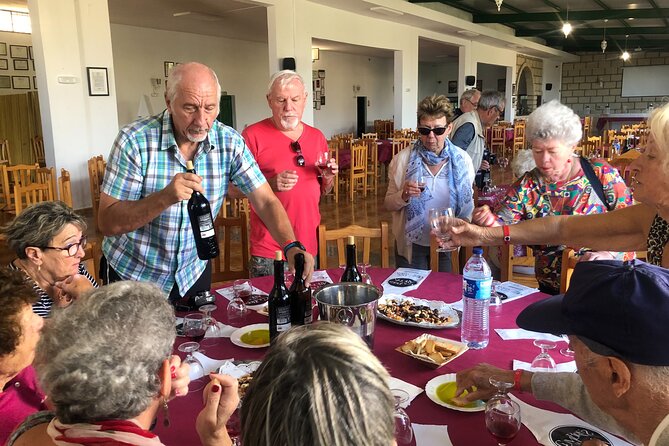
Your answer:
[396,334,468,368]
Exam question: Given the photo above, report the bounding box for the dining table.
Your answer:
[156,268,578,446]
[338,139,393,169]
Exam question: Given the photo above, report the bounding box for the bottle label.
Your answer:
[463,277,492,300]
[276,306,291,330]
[198,214,215,238]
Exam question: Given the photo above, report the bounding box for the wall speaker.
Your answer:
[465,75,476,87]
[545,83,553,91]
[282,57,296,71]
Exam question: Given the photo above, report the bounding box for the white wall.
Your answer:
[312,51,393,138]
[542,59,562,104]
[110,24,270,131]
[418,61,459,102]
[0,31,36,95]
[476,62,507,93]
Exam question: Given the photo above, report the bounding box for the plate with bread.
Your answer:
[395,334,468,368]
[425,373,485,412]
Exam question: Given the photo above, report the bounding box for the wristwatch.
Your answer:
[283,240,306,259]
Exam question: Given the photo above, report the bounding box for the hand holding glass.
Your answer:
[429,208,457,252]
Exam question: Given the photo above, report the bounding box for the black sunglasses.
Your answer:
[290,141,306,167]
[417,127,448,136]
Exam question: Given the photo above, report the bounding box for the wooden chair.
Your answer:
[211,213,249,285]
[349,143,367,201]
[59,168,73,207]
[429,234,461,273]
[512,120,526,156]
[363,138,379,195]
[13,182,53,214]
[391,137,411,157]
[1,163,41,213]
[610,156,635,186]
[361,132,378,139]
[490,125,506,158]
[0,139,11,165]
[83,240,102,285]
[558,248,645,293]
[317,222,389,269]
[88,155,106,229]
[500,244,538,288]
[30,137,46,167]
[36,167,57,201]
[582,116,592,142]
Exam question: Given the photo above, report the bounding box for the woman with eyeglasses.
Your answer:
[384,94,475,271]
[2,201,98,317]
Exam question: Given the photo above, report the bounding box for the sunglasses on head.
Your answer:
[290,141,306,167]
[417,127,448,136]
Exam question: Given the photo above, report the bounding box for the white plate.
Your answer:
[425,373,485,412]
[377,294,459,329]
[230,323,270,348]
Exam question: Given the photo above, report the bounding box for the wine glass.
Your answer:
[414,173,427,193]
[316,150,330,172]
[490,280,503,307]
[429,207,457,252]
[391,389,414,445]
[227,296,247,325]
[199,304,221,346]
[179,313,206,392]
[357,263,373,285]
[531,339,557,372]
[233,279,252,304]
[485,377,521,446]
[560,335,575,358]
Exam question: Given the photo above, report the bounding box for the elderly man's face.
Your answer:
[267,79,307,131]
[570,336,618,413]
[461,91,480,113]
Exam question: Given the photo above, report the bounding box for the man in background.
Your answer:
[453,88,480,119]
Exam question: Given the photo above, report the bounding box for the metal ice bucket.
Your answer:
[313,283,381,348]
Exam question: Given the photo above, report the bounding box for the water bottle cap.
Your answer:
[473,247,483,254]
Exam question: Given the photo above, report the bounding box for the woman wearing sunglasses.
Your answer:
[2,201,98,317]
[385,94,475,271]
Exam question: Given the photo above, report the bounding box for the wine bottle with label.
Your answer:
[269,250,291,342]
[289,253,312,326]
[186,161,219,260]
[340,236,362,283]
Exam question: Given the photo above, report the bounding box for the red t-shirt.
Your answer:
[0,366,47,445]
[242,118,327,258]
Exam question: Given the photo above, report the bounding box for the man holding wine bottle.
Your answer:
[234,70,338,277]
[98,62,313,303]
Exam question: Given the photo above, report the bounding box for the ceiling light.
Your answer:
[621,51,630,61]
[562,22,572,37]
[494,0,503,11]
[601,19,608,53]
[312,47,320,61]
[369,6,404,16]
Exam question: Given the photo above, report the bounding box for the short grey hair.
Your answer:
[166,62,222,103]
[460,88,479,105]
[478,90,506,111]
[526,100,582,147]
[266,70,306,97]
[241,323,395,446]
[34,281,175,424]
[2,201,86,259]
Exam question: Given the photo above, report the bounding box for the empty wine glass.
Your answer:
[485,377,521,446]
[429,207,457,252]
[531,339,557,372]
[560,335,575,358]
[178,316,206,392]
[199,304,221,346]
[490,280,503,307]
[357,263,373,285]
[391,389,414,445]
[227,296,247,325]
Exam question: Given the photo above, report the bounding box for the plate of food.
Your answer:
[230,323,270,348]
[378,294,459,328]
[425,373,485,412]
[396,334,468,369]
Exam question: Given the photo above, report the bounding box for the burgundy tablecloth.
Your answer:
[156,268,570,445]
[338,139,393,169]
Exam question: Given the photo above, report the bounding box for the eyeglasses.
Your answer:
[416,127,448,136]
[493,106,504,116]
[465,98,479,107]
[290,141,306,167]
[41,236,87,257]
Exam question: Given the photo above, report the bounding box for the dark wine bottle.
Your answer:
[269,250,291,342]
[289,253,312,326]
[340,236,362,283]
[186,160,219,260]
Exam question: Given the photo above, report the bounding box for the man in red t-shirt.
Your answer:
[241,71,338,276]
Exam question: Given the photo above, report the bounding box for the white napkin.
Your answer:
[204,321,237,338]
[495,328,564,342]
[381,268,431,295]
[217,360,261,379]
[510,394,634,446]
[494,281,539,302]
[412,424,453,446]
[310,270,333,283]
[388,376,423,409]
[512,359,578,373]
[190,351,234,380]
[215,285,268,310]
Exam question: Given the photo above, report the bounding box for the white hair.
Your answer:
[267,70,306,96]
[526,100,582,147]
[512,149,536,178]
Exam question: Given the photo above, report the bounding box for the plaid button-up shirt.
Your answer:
[101,111,265,295]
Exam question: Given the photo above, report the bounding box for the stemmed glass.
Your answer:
[199,304,221,346]
[391,389,414,445]
[429,207,457,252]
[485,377,521,446]
[414,173,427,193]
[357,263,373,285]
[490,280,503,307]
[178,313,206,392]
[531,339,557,372]
[560,335,575,358]
[227,295,247,325]
[316,150,330,172]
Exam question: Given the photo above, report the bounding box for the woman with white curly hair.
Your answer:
[471,100,633,294]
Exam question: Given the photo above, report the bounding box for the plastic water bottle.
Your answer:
[461,247,492,349]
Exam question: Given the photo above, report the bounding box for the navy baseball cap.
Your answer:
[516,260,669,366]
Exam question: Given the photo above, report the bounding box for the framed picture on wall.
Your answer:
[318,69,325,78]
[0,43,6,56]
[476,80,483,91]
[12,75,30,89]
[164,61,175,78]
[448,80,457,94]
[13,59,29,70]
[86,67,109,96]
[0,59,7,70]
[320,96,325,105]
[0,75,10,88]
[10,45,28,59]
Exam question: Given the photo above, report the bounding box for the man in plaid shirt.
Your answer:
[98,62,313,302]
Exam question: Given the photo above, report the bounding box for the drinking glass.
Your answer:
[391,389,414,445]
[182,313,207,343]
[414,173,427,193]
[178,316,206,392]
[530,339,557,372]
[485,377,521,446]
[316,150,330,171]
[560,335,575,358]
[490,280,503,307]
[227,297,247,325]
[199,304,221,346]
[233,279,253,304]
[429,207,457,252]
[357,263,373,285]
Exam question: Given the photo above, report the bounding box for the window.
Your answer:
[0,9,31,33]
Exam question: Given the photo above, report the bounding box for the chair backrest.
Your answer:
[59,168,73,207]
[211,213,249,285]
[499,244,538,288]
[491,125,505,141]
[83,240,102,285]
[13,182,53,214]
[36,167,57,201]
[361,132,378,139]
[2,163,41,213]
[350,143,367,174]
[88,155,106,227]
[609,157,635,186]
[0,139,11,165]
[30,137,45,167]
[317,222,389,269]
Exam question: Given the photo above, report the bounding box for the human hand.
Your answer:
[439,218,491,249]
[167,355,190,399]
[401,180,422,201]
[164,172,203,204]
[323,158,339,178]
[196,374,239,446]
[480,160,491,170]
[472,206,499,227]
[455,363,515,402]
[578,251,616,262]
[272,170,299,192]
[286,248,314,286]
[53,274,94,302]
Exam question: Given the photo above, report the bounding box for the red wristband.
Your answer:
[502,225,511,245]
[513,369,523,392]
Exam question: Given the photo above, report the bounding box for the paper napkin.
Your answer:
[388,376,423,408]
[381,268,431,295]
[204,321,237,338]
[412,424,453,446]
[512,359,578,373]
[215,285,269,310]
[190,351,234,380]
[495,328,564,343]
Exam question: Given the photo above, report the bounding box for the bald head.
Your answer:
[166,62,221,104]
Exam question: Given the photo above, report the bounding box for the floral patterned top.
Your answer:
[495,158,634,294]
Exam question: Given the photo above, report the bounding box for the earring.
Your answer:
[162,398,170,428]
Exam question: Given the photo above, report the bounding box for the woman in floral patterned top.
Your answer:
[473,100,633,294]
